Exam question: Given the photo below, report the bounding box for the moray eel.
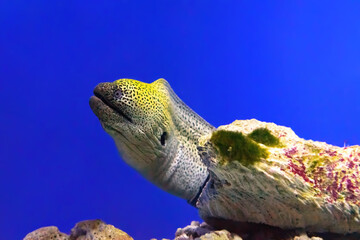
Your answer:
[89,78,214,202]
[90,78,360,238]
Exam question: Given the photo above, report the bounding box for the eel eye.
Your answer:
[114,89,123,100]
[160,132,167,146]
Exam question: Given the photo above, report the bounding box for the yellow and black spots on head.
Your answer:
[115,78,171,124]
[89,78,174,172]
[91,78,171,127]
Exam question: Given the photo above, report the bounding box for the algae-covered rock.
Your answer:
[197,119,360,236]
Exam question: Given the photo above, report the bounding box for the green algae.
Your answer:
[248,127,280,147]
[210,130,268,166]
[308,158,321,172]
[305,143,321,154]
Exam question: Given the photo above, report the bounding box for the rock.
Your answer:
[172,221,240,240]
[26,219,357,240]
[197,119,360,235]
[175,221,214,239]
[24,226,68,240]
[23,220,133,240]
[70,220,133,240]
[173,222,325,240]
[198,230,242,240]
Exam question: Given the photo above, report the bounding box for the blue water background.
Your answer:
[1,1,360,239]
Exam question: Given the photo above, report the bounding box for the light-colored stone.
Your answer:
[173,222,325,240]
[24,226,68,240]
[197,119,360,235]
[199,230,242,240]
[23,220,133,240]
[70,219,133,240]
[174,222,242,240]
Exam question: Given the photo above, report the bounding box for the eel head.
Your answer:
[89,78,174,175]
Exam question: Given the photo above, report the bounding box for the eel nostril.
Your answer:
[93,83,106,96]
[114,89,123,100]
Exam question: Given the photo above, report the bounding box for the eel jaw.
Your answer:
[89,94,133,124]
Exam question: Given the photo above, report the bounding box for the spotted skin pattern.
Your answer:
[90,78,215,202]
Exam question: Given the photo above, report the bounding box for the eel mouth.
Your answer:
[90,91,133,123]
